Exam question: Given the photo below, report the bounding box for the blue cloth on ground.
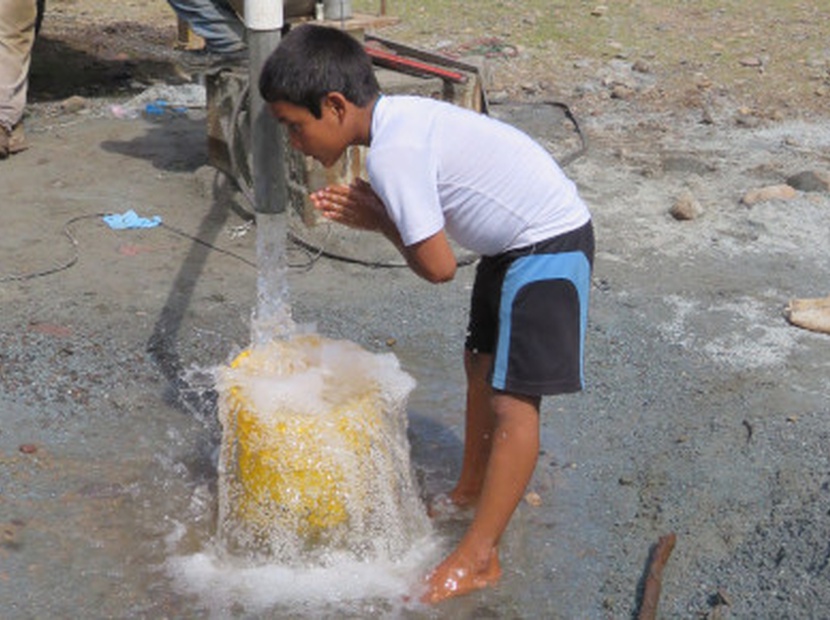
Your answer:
[103,210,162,230]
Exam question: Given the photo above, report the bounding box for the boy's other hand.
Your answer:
[310,178,386,232]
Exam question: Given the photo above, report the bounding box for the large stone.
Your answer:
[741,184,797,206]
[786,170,830,193]
[785,294,830,335]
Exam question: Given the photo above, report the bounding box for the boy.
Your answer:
[259,24,594,604]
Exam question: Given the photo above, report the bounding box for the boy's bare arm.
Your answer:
[310,180,457,283]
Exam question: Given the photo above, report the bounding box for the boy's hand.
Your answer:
[310,178,386,232]
[311,178,457,283]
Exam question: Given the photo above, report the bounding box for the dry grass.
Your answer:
[43,0,830,117]
[355,0,829,116]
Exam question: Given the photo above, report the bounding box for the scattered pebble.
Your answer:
[713,587,733,607]
[693,72,713,89]
[632,59,651,74]
[19,444,37,454]
[741,184,798,206]
[524,491,542,506]
[60,95,88,113]
[739,56,763,67]
[611,84,635,100]
[670,190,704,220]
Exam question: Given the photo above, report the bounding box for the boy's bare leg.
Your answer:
[424,390,541,603]
[443,349,495,508]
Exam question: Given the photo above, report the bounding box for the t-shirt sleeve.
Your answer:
[367,144,444,247]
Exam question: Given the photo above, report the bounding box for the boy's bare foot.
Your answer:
[421,547,501,604]
[427,491,477,519]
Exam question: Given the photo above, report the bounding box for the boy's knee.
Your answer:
[491,392,541,420]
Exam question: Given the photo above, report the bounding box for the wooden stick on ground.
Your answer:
[637,532,677,620]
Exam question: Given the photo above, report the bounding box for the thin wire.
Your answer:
[0,213,300,283]
[0,213,95,282]
[1,92,587,283]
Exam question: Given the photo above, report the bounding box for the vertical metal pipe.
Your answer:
[245,0,285,214]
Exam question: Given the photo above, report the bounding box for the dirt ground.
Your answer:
[2,1,830,618]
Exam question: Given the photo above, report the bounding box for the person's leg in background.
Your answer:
[166,0,246,54]
[0,0,36,158]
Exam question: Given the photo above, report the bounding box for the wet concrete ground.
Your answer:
[2,92,830,618]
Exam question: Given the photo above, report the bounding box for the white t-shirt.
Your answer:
[367,95,590,256]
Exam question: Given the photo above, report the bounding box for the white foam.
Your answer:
[166,537,441,616]
[216,336,417,418]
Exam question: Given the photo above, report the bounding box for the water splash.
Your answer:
[250,213,295,345]
[167,211,438,613]
[215,334,431,564]
[166,536,440,617]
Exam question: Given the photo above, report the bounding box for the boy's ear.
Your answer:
[323,92,349,122]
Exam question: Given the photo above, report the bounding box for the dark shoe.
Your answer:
[176,48,248,74]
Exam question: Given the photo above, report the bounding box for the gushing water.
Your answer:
[168,212,435,612]
[215,334,431,564]
[250,213,295,344]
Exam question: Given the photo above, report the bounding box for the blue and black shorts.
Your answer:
[465,220,594,396]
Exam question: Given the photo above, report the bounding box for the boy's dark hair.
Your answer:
[259,24,380,119]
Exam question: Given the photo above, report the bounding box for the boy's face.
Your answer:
[269,98,348,168]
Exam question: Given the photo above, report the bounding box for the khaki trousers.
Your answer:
[0,0,36,131]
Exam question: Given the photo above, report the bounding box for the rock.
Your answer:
[786,170,830,193]
[611,84,635,100]
[60,95,88,113]
[785,294,830,334]
[670,191,704,220]
[735,109,761,128]
[693,72,713,89]
[632,59,652,74]
[741,184,798,206]
[2,520,25,548]
[591,5,608,17]
[739,56,763,68]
